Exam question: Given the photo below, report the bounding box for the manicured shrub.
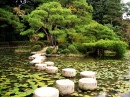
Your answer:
[82,43,96,54]
[112,41,128,58]
[83,43,95,50]
[46,47,53,54]
[82,40,128,58]
[51,49,57,54]
[31,44,41,51]
[61,49,70,54]
[58,43,69,49]
[57,48,63,54]
[77,44,87,54]
[68,45,78,54]
[96,40,128,58]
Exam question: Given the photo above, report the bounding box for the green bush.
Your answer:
[82,40,128,58]
[82,43,96,53]
[58,43,69,49]
[112,41,128,58]
[46,47,53,54]
[61,49,70,54]
[57,48,63,54]
[68,45,78,54]
[77,44,87,54]
[96,40,128,58]
[35,41,45,48]
[96,40,112,49]
[31,45,42,51]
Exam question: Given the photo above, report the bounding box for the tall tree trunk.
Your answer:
[42,27,53,45]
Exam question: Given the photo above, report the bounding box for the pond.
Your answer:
[0,48,130,97]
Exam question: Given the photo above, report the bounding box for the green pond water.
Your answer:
[0,48,130,97]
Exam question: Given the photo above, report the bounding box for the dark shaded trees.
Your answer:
[86,0,123,26]
[0,8,24,41]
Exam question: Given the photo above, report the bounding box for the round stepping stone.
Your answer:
[30,58,43,64]
[80,71,96,79]
[34,87,59,97]
[44,61,54,66]
[46,66,58,74]
[78,78,97,90]
[35,63,47,70]
[62,68,76,77]
[56,79,74,95]
[31,52,38,55]
[29,54,42,59]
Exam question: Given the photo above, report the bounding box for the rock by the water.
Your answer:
[62,68,76,77]
[34,87,59,97]
[56,79,74,95]
[78,78,97,90]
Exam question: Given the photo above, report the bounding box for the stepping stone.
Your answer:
[36,56,46,61]
[29,54,42,59]
[35,63,47,70]
[78,78,97,90]
[34,87,59,97]
[56,79,74,95]
[62,68,76,77]
[46,66,58,74]
[44,61,54,66]
[30,58,43,64]
[31,52,38,55]
[80,71,96,79]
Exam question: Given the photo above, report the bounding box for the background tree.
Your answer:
[0,8,24,41]
[121,1,130,46]
[0,0,32,41]
[86,0,123,26]
[86,0,127,44]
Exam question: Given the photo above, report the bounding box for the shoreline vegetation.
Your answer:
[4,46,124,58]
[13,46,122,59]
[0,42,127,58]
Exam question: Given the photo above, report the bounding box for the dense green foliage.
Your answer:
[87,0,123,25]
[0,8,25,41]
[46,47,54,54]
[68,44,78,54]
[86,0,128,43]
[0,0,129,58]
[31,44,41,51]
[83,40,128,58]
